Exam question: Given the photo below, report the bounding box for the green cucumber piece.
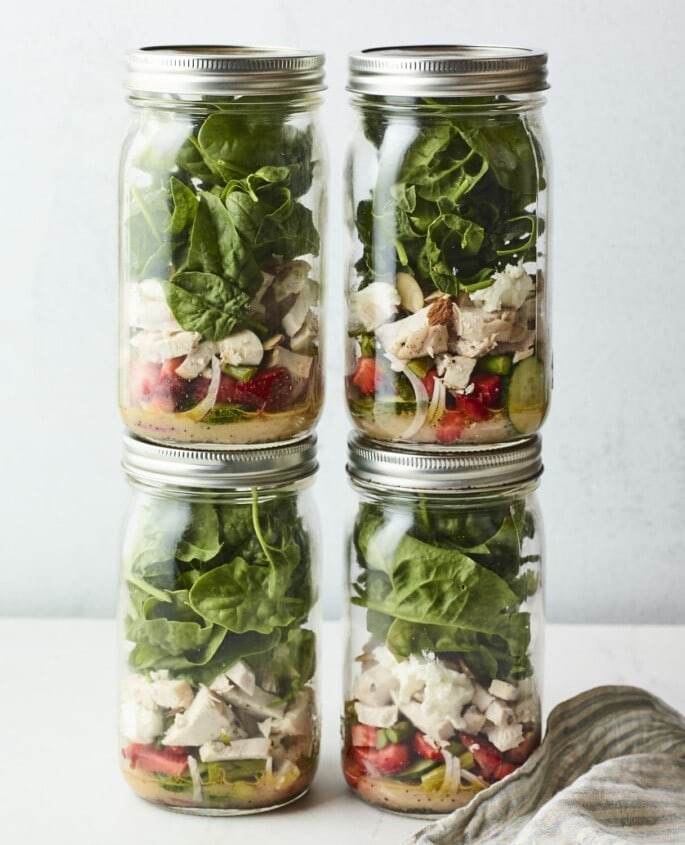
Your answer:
[406,356,435,378]
[392,758,439,782]
[507,357,547,433]
[220,364,259,382]
[476,354,512,376]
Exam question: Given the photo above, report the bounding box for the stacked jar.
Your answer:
[341,46,550,815]
[116,46,327,815]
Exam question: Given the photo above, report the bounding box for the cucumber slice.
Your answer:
[392,758,439,782]
[220,364,258,382]
[507,357,547,434]
[476,354,512,376]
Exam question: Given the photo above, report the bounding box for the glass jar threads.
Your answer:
[342,434,545,815]
[119,47,327,447]
[118,434,321,814]
[344,46,551,446]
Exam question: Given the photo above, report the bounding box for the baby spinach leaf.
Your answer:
[175,502,222,563]
[166,271,252,341]
[188,558,307,634]
[167,176,198,235]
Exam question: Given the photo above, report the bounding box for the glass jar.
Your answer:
[119,46,327,447]
[342,434,544,815]
[344,46,551,446]
[118,435,321,814]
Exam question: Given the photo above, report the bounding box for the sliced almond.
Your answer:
[428,296,454,326]
[263,333,284,350]
[395,272,424,313]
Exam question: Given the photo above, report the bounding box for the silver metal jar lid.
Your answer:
[122,433,318,489]
[348,45,548,97]
[347,433,542,493]
[125,45,326,96]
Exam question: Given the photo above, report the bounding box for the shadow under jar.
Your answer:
[344,46,551,446]
[119,46,327,447]
[118,435,321,814]
[342,435,545,816]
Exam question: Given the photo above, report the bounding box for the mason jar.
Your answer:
[342,434,544,815]
[344,46,551,446]
[118,435,321,814]
[119,46,327,447]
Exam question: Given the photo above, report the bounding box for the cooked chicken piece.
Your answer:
[376,306,449,360]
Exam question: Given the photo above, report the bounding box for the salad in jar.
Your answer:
[120,103,324,446]
[119,489,318,813]
[345,103,549,445]
[343,496,542,814]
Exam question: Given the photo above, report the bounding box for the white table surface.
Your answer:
[0,620,683,844]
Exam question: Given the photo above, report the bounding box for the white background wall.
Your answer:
[1,0,684,622]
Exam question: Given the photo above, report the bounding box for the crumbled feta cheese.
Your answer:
[390,651,474,740]
[485,723,524,753]
[469,263,534,312]
[349,282,401,332]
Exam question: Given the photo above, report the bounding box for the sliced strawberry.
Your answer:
[457,732,503,779]
[123,743,189,778]
[216,373,237,404]
[455,394,491,421]
[233,367,292,412]
[342,752,362,789]
[351,357,382,396]
[471,373,503,408]
[160,356,186,379]
[352,742,410,776]
[129,361,161,404]
[411,731,443,762]
[493,760,518,780]
[350,723,379,748]
[435,410,468,443]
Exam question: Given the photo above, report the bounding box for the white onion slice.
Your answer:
[183,355,221,421]
[187,755,203,802]
[441,749,462,792]
[385,353,428,439]
[426,378,447,426]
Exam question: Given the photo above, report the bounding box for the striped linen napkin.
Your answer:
[408,686,685,845]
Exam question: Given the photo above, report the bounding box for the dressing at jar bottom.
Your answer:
[122,403,319,447]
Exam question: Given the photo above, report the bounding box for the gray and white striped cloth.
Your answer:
[408,686,685,845]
